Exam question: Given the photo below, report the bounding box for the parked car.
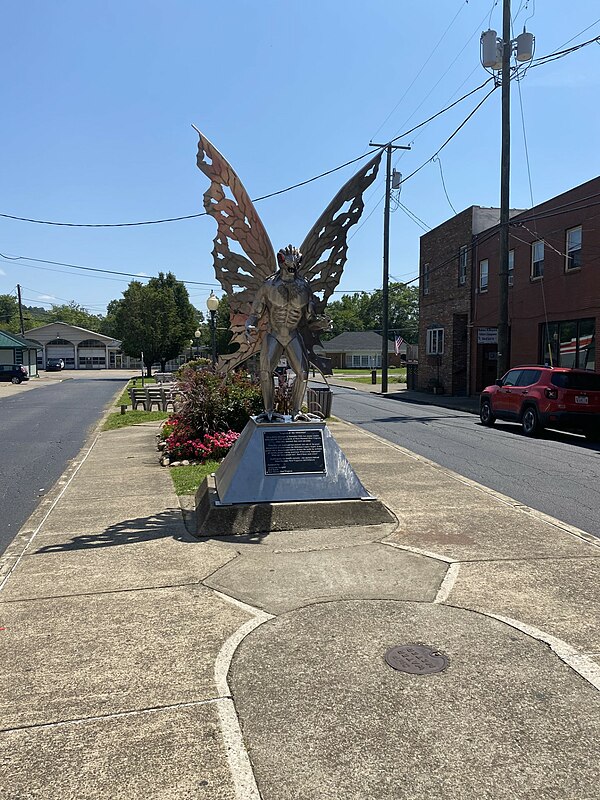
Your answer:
[46,358,65,371]
[0,364,30,384]
[480,366,600,440]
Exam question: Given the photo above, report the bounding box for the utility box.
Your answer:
[307,387,333,418]
[406,363,418,390]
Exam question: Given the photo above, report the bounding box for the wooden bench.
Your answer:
[154,373,175,384]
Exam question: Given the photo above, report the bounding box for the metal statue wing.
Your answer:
[299,152,382,311]
[298,152,383,373]
[195,128,277,372]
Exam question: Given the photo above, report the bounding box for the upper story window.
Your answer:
[422,263,430,295]
[79,339,105,348]
[458,246,468,285]
[508,249,514,286]
[479,259,489,292]
[565,226,582,271]
[531,240,544,279]
[426,327,444,355]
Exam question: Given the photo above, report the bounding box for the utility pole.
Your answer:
[481,1,534,378]
[16,284,25,336]
[369,141,410,393]
[497,0,511,379]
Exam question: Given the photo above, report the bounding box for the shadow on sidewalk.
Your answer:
[33,510,191,552]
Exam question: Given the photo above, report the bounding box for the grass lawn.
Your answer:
[170,460,221,495]
[332,368,406,376]
[103,410,169,431]
[339,374,406,385]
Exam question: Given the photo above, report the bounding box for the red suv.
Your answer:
[480,366,600,440]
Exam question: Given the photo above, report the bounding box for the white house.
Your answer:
[25,322,122,370]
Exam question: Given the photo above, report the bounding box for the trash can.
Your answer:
[406,363,418,390]
[307,387,332,417]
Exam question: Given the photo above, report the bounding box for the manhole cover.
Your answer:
[384,644,449,675]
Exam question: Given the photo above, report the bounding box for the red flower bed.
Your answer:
[164,417,239,461]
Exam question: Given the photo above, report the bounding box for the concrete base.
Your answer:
[195,476,396,537]
[214,417,373,504]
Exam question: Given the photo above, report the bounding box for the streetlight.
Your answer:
[206,291,220,367]
[194,328,201,359]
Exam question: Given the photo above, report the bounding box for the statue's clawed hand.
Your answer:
[245,323,258,343]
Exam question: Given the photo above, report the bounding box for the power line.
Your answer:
[0,251,219,287]
[370,0,469,140]
[0,147,384,229]
[399,84,499,186]
[433,156,458,215]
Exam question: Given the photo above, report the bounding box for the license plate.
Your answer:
[575,395,588,404]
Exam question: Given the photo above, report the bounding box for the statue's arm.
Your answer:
[306,286,332,332]
[245,284,267,338]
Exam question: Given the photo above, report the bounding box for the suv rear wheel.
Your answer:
[521,406,540,437]
[480,399,496,427]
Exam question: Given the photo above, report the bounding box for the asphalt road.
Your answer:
[0,376,125,556]
[328,384,600,539]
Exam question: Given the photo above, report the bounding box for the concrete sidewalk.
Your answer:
[1,416,599,799]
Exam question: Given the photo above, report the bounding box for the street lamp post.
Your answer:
[194,328,201,359]
[206,291,220,367]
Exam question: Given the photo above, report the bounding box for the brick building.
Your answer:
[418,176,599,394]
[418,206,510,394]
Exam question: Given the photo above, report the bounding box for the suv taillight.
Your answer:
[545,387,558,399]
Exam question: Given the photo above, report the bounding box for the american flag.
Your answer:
[394,335,405,355]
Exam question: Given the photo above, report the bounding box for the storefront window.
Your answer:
[540,318,595,370]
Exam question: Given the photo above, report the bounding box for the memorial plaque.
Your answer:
[263,429,326,475]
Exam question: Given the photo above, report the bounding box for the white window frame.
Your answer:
[458,246,467,285]
[479,259,489,292]
[422,263,430,295]
[531,240,544,279]
[565,226,582,271]
[426,327,444,355]
[508,249,514,286]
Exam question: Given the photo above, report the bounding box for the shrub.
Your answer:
[160,366,262,461]
[174,365,262,437]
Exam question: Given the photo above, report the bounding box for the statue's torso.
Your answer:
[264,277,311,345]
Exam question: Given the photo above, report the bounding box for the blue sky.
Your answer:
[1,0,599,318]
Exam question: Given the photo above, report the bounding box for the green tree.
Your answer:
[47,301,103,331]
[0,294,20,332]
[324,282,418,342]
[360,282,419,342]
[99,299,121,339]
[110,272,196,375]
[323,293,366,340]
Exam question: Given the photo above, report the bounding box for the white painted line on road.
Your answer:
[434,563,461,604]
[0,434,101,593]
[485,612,600,692]
[212,589,273,800]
